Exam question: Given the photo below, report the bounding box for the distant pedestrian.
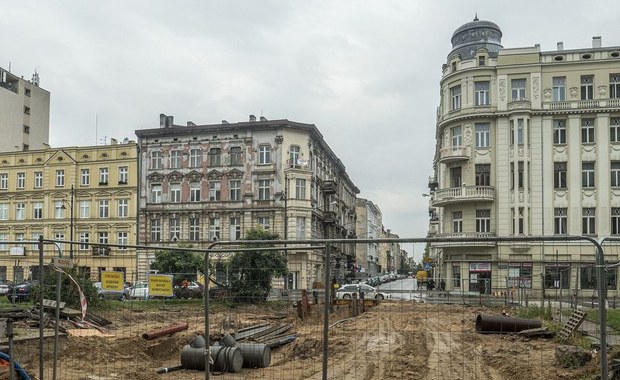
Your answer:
[439,279,446,291]
[427,279,435,291]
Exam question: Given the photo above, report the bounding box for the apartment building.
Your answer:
[135,114,359,288]
[354,198,384,276]
[429,17,620,296]
[0,67,50,152]
[0,141,139,283]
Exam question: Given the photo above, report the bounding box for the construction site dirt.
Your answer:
[3,301,611,379]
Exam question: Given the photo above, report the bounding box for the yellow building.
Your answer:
[0,140,138,284]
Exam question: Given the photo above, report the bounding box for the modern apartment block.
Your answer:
[429,17,620,296]
[0,141,139,283]
[0,67,50,152]
[135,114,359,288]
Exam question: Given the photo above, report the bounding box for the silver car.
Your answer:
[336,284,390,300]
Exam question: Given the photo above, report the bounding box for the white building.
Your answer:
[429,17,620,297]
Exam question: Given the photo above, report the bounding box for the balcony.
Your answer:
[322,211,337,224]
[92,246,111,256]
[431,232,497,248]
[543,98,620,111]
[431,186,495,206]
[438,146,471,164]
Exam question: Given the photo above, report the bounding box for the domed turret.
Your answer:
[449,16,503,61]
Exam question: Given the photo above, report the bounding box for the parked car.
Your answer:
[93,282,130,301]
[7,281,37,302]
[335,283,390,300]
[129,281,150,300]
[174,281,204,299]
[0,280,13,295]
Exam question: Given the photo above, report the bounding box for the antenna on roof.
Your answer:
[474,13,479,21]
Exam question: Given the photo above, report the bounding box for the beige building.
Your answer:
[0,141,139,283]
[354,198,384,276]
[0,67,50,152]
[429,17,620,297]
[135,114,359,288]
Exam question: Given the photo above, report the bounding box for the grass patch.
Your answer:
[514,304,553,320]
[585,309,620,332]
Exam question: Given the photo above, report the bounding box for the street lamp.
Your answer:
[59,185,75,259]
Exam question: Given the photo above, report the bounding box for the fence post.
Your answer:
[38,235,44,380]
[322,244,331,380]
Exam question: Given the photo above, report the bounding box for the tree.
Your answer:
[229,227,287,303]
[39,265,101,309]
[150,243,204,285]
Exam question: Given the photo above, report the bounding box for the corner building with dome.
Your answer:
[428,17,620,298]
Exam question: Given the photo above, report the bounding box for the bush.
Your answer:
[38,265,101,309]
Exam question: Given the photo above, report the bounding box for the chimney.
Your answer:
[592,36,602,48]
[260,116,268,121]
[557,42,564,51]
[222,120,228,124]
[187,121,196,126]
[167,115,174,127]
[159,114,167,128]
[249,115,256,122]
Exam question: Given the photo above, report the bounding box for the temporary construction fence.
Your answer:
[0,235,614,379]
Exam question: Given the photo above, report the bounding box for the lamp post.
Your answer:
[60,185,75,259]
[280,177,288,241]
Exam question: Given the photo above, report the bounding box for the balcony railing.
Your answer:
[438,146,471,164]
[431,186,495,206]
[431,232,497,247]
[542,98,620,110]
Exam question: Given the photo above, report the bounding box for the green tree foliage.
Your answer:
[229,227,287,302]
[151,243,204,285]
[38,265,101,309]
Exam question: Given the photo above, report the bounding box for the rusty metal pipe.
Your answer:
[475,314,541,334]
[142,323,189,340]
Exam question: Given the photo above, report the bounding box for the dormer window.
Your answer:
[478,56,486,66]
[451,62,457,72]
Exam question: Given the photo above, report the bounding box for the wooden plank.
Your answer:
[40,299,66,310]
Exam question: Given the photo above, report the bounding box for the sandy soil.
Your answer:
[5,301,604,379]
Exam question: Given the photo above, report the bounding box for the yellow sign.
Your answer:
[148,274,173,297]
[101,271,125,291]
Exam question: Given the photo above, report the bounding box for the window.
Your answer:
[229,217,241,241]
[515,119,524,145]
[257,216,270,230]
[79,200,89,218]
[612,208,620,235]
[258,179,270,200]
[452,211,462,233]
[150,219,161,242]
[170,150,182,169]
[31,232,41,250]
[189,218,200,241]
[117,232,128,249]
[508,263,533,288]
[582,162,595,188]
[24,106,30,115]
[151,185,162,203]
[581,118,595,143]
[117,199,129,218]
[450,166,462,188]
[517,161,524,189]
[190,182,201,202]
[475,123,490,148]
[555,208,568,235]
[118,166,128,184]
[15,203,25,220]
[81,169,90,186]
[451,62,457,72]
[55,233,65,252]
[55,200,64,218]
[0,174,6,189]
[475,209,491,233]
[478,56,485,66]
[99,200,109,218]
[452,264,461,288]
[79,232,90,250]
[258,145,271,164]
[451,126,462,147]
[612,118,620,143]
[208,148,222,166]
[229,147,242,166]
[295,179,306,199]
[511,79,526,100]
[34,172,42,188]
[33,202,42,219]
[474,81,490,106]
[517,207,524,234]
[209,217,221,240]
[99,168,108,185]
[553,119,566,144]
[296,216,306,239]
[613,162,620,187]
[170,218,181,241]
[16,173,25,189]
[190,148,202,168]
[150,151,162,169]
[209,181,221,201]
[0,204,6,220]
[581,75,594,100]
[554,162,567,189]
[582,208,596,235]
[24,88,31,97]
[580,266,597,289]
[290,145,301,167]
[170,184,181,203]
[229,180,241,201]
[611,74,620,99]
[475,164,490,186]
[451,86,461,110]
[553,77,566,101]
[56,170,65,187]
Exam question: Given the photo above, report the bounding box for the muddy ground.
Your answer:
[3,301,609,379]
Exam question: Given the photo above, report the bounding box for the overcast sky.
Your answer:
[3,1,618,261]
